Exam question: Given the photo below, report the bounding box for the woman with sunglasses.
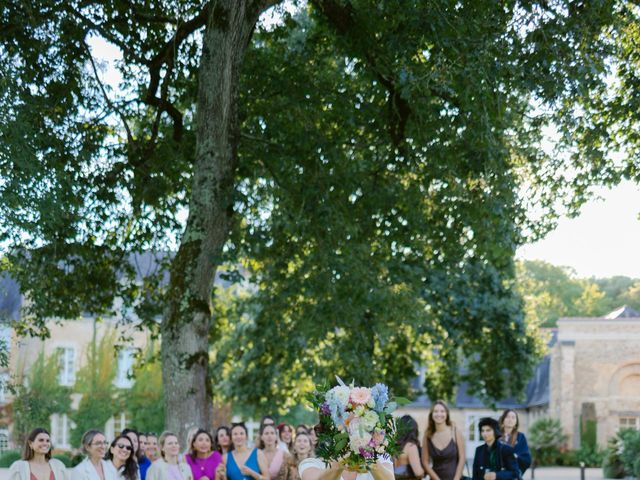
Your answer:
[71,430,117,480]
[106,435,139,480]
[9,428,68,480]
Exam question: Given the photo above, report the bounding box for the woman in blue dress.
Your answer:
[216,423,268,480]
[498,410,532,475]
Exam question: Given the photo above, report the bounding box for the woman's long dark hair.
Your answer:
[106,435,138,480]
[215,426,231,454]
[121,428,142,461]
[23,428,52,461]
[396,415,421,450]
[498,409,520,447]
[189,429,214,459]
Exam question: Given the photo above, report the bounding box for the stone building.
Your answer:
[398,306,640,456]
[550,305,640,448]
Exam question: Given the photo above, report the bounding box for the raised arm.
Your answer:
[300,462,344,480]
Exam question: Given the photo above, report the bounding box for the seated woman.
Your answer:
[472,418,518,480]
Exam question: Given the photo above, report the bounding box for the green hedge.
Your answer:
[0,450,22,467]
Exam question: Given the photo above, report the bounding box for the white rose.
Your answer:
[325,385,351,407]
[362,410,379,431]
[349,431,372,453]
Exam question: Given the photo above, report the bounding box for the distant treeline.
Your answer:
[516,260,640,327]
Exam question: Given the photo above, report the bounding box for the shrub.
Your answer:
[601,428,640,479]
[52,453,72,467]
[576,444,605,468]
[0,450,22,468]
[529,417,568,465]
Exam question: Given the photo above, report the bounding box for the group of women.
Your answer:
[8,421,317,480]
[394,401,531,480]
[8,403,530,480]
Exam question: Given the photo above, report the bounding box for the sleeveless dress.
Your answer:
[267,450,285,480]
[227,449,260,480]
[427,437,458,480]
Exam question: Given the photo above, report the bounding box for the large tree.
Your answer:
[0,1,629,436]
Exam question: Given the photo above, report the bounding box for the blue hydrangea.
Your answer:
[371,383,389,412]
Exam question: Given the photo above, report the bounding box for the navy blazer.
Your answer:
[509,432,532,474]
[472,442,519,480]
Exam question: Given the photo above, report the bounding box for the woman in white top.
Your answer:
[298,456,394,480]
[147,432,193,480]
[72,430,118,480]
[9,428,68,480]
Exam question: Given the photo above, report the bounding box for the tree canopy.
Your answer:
[1,0,638,428]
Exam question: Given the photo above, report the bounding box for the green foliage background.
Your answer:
[70,326,120,446]
[517,260,640,327]
[12,350,71,445]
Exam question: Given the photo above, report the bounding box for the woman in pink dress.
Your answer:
[259,425,291,480]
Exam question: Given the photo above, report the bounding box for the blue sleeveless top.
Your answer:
[227,449,260,480]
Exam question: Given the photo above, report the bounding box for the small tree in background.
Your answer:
[12,350,71,444]
[125,343,164,434]
[70,324,120,446]
[528,417,568,466]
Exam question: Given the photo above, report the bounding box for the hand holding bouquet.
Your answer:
[310,378,405,472]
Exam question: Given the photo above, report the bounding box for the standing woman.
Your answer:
[215,428,232,456]
[259,425,291,480]
[9,428,68,480]
[105,435,139,480]
[421,400,465,480]
[216,423,268,480]
[499,410,532,475]
[276,425,292,453]
[146,432,193,480]
[286,433,312,480]
[186,429,222,480]
[71,430,117,480]
[393,415,424,480]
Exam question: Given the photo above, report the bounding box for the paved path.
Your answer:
[524,467,605,480]
[0,467,608,480]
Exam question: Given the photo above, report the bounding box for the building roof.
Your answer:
[0,275,22,322]
[0,252,245,322]
[407,330,557,410]
[604,305,640,319]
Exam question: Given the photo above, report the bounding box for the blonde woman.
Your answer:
[287,433,313,480]
[71,430,118,480]
[147,432,193,480]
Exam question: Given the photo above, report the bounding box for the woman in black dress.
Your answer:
[421,401,465,480]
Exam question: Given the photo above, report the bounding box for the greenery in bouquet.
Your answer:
[309,379,406,471]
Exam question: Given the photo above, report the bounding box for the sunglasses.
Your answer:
[116,443,133,451]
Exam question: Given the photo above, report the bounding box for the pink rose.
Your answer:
[350,387,372,405]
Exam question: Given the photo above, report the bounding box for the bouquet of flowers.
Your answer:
[309,378,405,472]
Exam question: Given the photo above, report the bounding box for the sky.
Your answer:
[516,180,640,279]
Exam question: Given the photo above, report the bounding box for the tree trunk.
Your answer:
[161,0,276,443]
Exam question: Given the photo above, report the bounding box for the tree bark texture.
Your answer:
[161,0,276,443]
